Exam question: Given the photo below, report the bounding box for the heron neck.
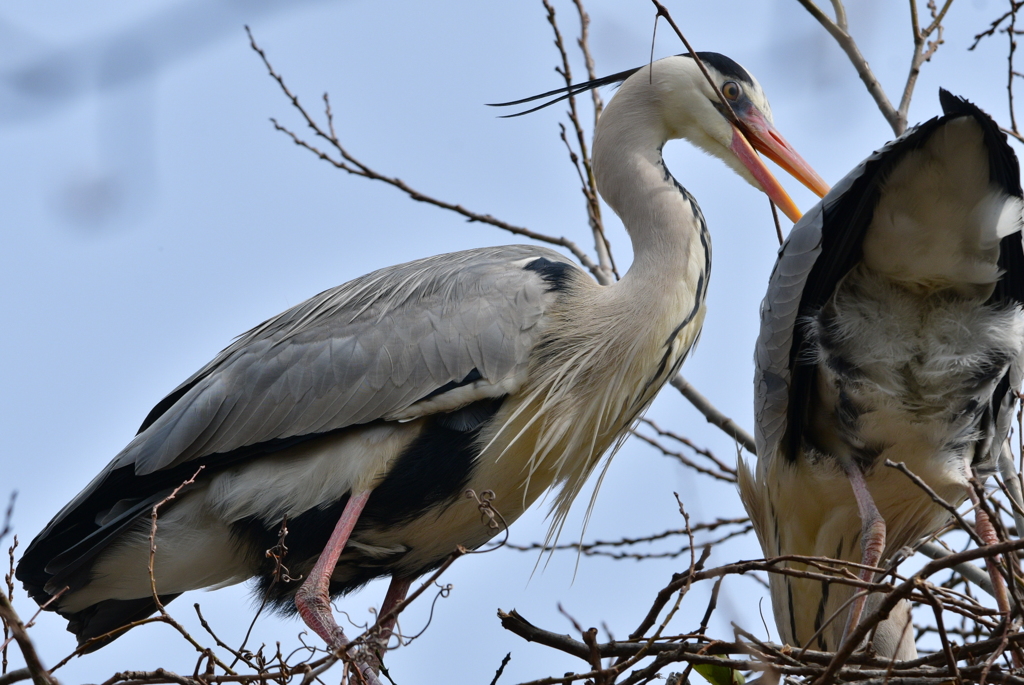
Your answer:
[593,106,709,303]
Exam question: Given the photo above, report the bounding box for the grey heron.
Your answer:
[740,91,1024,659]
[17,53,826,665]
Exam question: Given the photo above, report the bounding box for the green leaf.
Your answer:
[694,661,745,685]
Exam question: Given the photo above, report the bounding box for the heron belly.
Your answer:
[765,265,1024,651]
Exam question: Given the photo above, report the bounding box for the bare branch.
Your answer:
[795,0,902,133]
[542,0,617,283]
[639,417,738,477]
[0,594,55,685]
[670,375,757,455]
[897,0,954,132]
[916,541,995,596]
[246,26,608,283]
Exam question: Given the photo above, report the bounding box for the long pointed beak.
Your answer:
[728,110,829,223]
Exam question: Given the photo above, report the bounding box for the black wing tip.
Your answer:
[939,88,977,117]
[937,88,1001,135]
[937,87,1022,196]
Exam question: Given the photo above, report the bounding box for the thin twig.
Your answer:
[670,375,757,454]
[795,0,902,134]
[0,594,54,685]
[246,26,608,282]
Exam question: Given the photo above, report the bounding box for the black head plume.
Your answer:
[488,52,747,118]
[487,65,643,118]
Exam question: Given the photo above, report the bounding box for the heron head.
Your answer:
[492,52,829,223]
[646,53,829,221]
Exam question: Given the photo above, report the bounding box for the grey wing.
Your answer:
[33,245,578,549]
[19,243,580,605]
[123,244,576,475]
[753,203,824,461]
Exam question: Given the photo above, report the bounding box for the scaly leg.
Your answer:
[968,486,1023,668]
[376,575,413,647]
[841,465,886,647]
[295,490,372,649]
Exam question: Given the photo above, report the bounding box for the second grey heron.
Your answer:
[740,91,1024,658]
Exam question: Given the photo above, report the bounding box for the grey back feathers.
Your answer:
[124,245,564,474]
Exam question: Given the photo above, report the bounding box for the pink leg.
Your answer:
[969,488,1023,669]
[376,575,413,646]
[363,575,414,675]
[842,465,886,647]
[295,490,372,649]
[969,488,1011,616]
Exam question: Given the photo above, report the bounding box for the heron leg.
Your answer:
[968,487,1011,617]
[376,575,412,645]
[295,489,372,649]
[363,575,414,675]
[841,464,886,648]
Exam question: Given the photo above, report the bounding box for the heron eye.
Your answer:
[722,81,741,101]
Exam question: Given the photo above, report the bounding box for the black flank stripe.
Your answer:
[242,396,506,609]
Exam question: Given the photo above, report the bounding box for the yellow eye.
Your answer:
[722,81,741,101]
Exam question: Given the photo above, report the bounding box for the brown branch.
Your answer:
[499,606,1024,683]
[797,0,953,135]
[795,0,902,133]
[3,533,16,678]
[897,0,954,132]
[489,652,512,685]
[246,26,608,282]
[630,430,738,483]
[0,595,55,685]
[916,541,995,596]
[505,517,749,555]
[639,417,738,477]
[885,460,988,548]
[0,668,31,685]
[670,375,757,455]
[814,538,1024,685]
[542,0,616,284]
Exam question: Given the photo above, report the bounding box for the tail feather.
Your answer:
[66,594,181,652]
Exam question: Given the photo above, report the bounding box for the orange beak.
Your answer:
[727,109,829,223]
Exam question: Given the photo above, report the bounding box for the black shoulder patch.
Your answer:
[692,52,753,86]
[524,257,575,292]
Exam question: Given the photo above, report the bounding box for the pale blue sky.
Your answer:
[1,1,1015,682]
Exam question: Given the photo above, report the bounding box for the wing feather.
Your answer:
[27,245,578,566]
